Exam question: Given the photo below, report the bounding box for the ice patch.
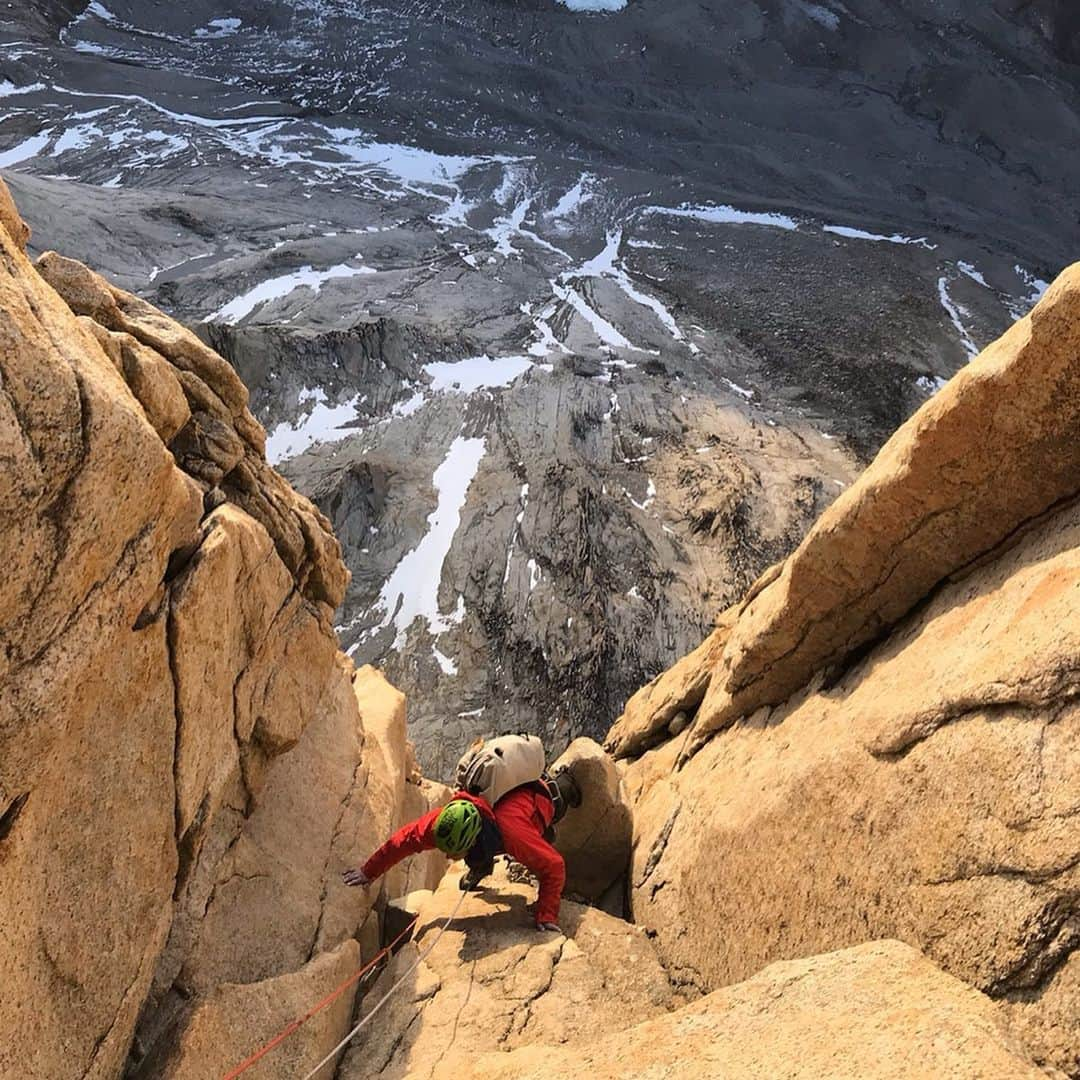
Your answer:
[206,262,375,324]
[553,281,639,350]
[0,131,51,168]
[557,0,627,9]
[0,80,44,97]
[424,354,536,394]
[647,203,799,231]
[376,436,487,649]
[264,388,360,464]
[527,558,542,591]
[824,224,935,249]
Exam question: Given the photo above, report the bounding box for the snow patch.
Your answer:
[432,645,458,677]
[648,203,799,231]
[550,173,597,218]
[0,80,44,97]
[937,277,979,359]
[264,388,360,464]
[823,224,935,249]
[957,261,989,288]
[376,437,487,649]
[424,354,536,394]
[557,0,627,9]
[206,262,375,324]
[0,132,51,168]
[195,18,242,38]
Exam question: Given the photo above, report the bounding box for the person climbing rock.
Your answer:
[343,754,582,933]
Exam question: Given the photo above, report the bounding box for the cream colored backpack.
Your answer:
[456,733,546,807]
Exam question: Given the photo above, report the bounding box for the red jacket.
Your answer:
[362,787,565,926]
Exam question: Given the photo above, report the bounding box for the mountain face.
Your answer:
[1,171,1077,1077]
[2,0,1077,772]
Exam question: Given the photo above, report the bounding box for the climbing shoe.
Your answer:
[459,858,494,891]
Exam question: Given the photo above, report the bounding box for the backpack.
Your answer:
[456,733,546,807]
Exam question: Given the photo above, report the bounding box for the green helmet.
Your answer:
[434,799,482,856]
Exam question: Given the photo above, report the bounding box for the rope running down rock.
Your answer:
[301,888,468,1080]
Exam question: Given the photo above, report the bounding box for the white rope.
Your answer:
[301,888,468,1080]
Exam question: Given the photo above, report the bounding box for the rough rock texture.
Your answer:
[35,249,349,611]
[605,612,735,759]
[471,941,1051,1080]
[157,939,362,1080]
[0,177,29,251]
[338,866,676,1080]
[684,263,1080,746]
[0,180,438,1079]
[617,266,1080,1075]
[550,738,632,904]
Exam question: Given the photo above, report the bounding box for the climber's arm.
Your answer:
[344,807,440,885]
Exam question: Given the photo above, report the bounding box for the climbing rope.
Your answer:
[221,911,421,1080]
[301,888,468,1080]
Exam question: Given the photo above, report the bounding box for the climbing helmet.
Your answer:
[433,799,483,856]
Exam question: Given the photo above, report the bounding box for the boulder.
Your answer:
[551,738,632,901]
[470,941,1049,1080]
[688,264,1080,744]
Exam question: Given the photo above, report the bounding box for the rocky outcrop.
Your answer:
[550,738,632,906]
[472,940,1050,1080]
[660,264,1080,749]
[0,179,440,1079]
[338,866,678,1080]
[335,870,1047,1080]
[605,612,735,759]
[153,940,362,1080]
[615,266,1080,1075]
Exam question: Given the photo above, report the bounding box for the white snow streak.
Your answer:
[377,436,486,649]
[647,203,799,231]
[207,262,375,324]
[937,277,979,359]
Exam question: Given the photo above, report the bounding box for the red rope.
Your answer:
[221,912,421,1080]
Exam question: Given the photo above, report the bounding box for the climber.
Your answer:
[342,767,582,933]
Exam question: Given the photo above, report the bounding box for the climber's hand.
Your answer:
[537,922,562,934]
[342,867,371,888]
